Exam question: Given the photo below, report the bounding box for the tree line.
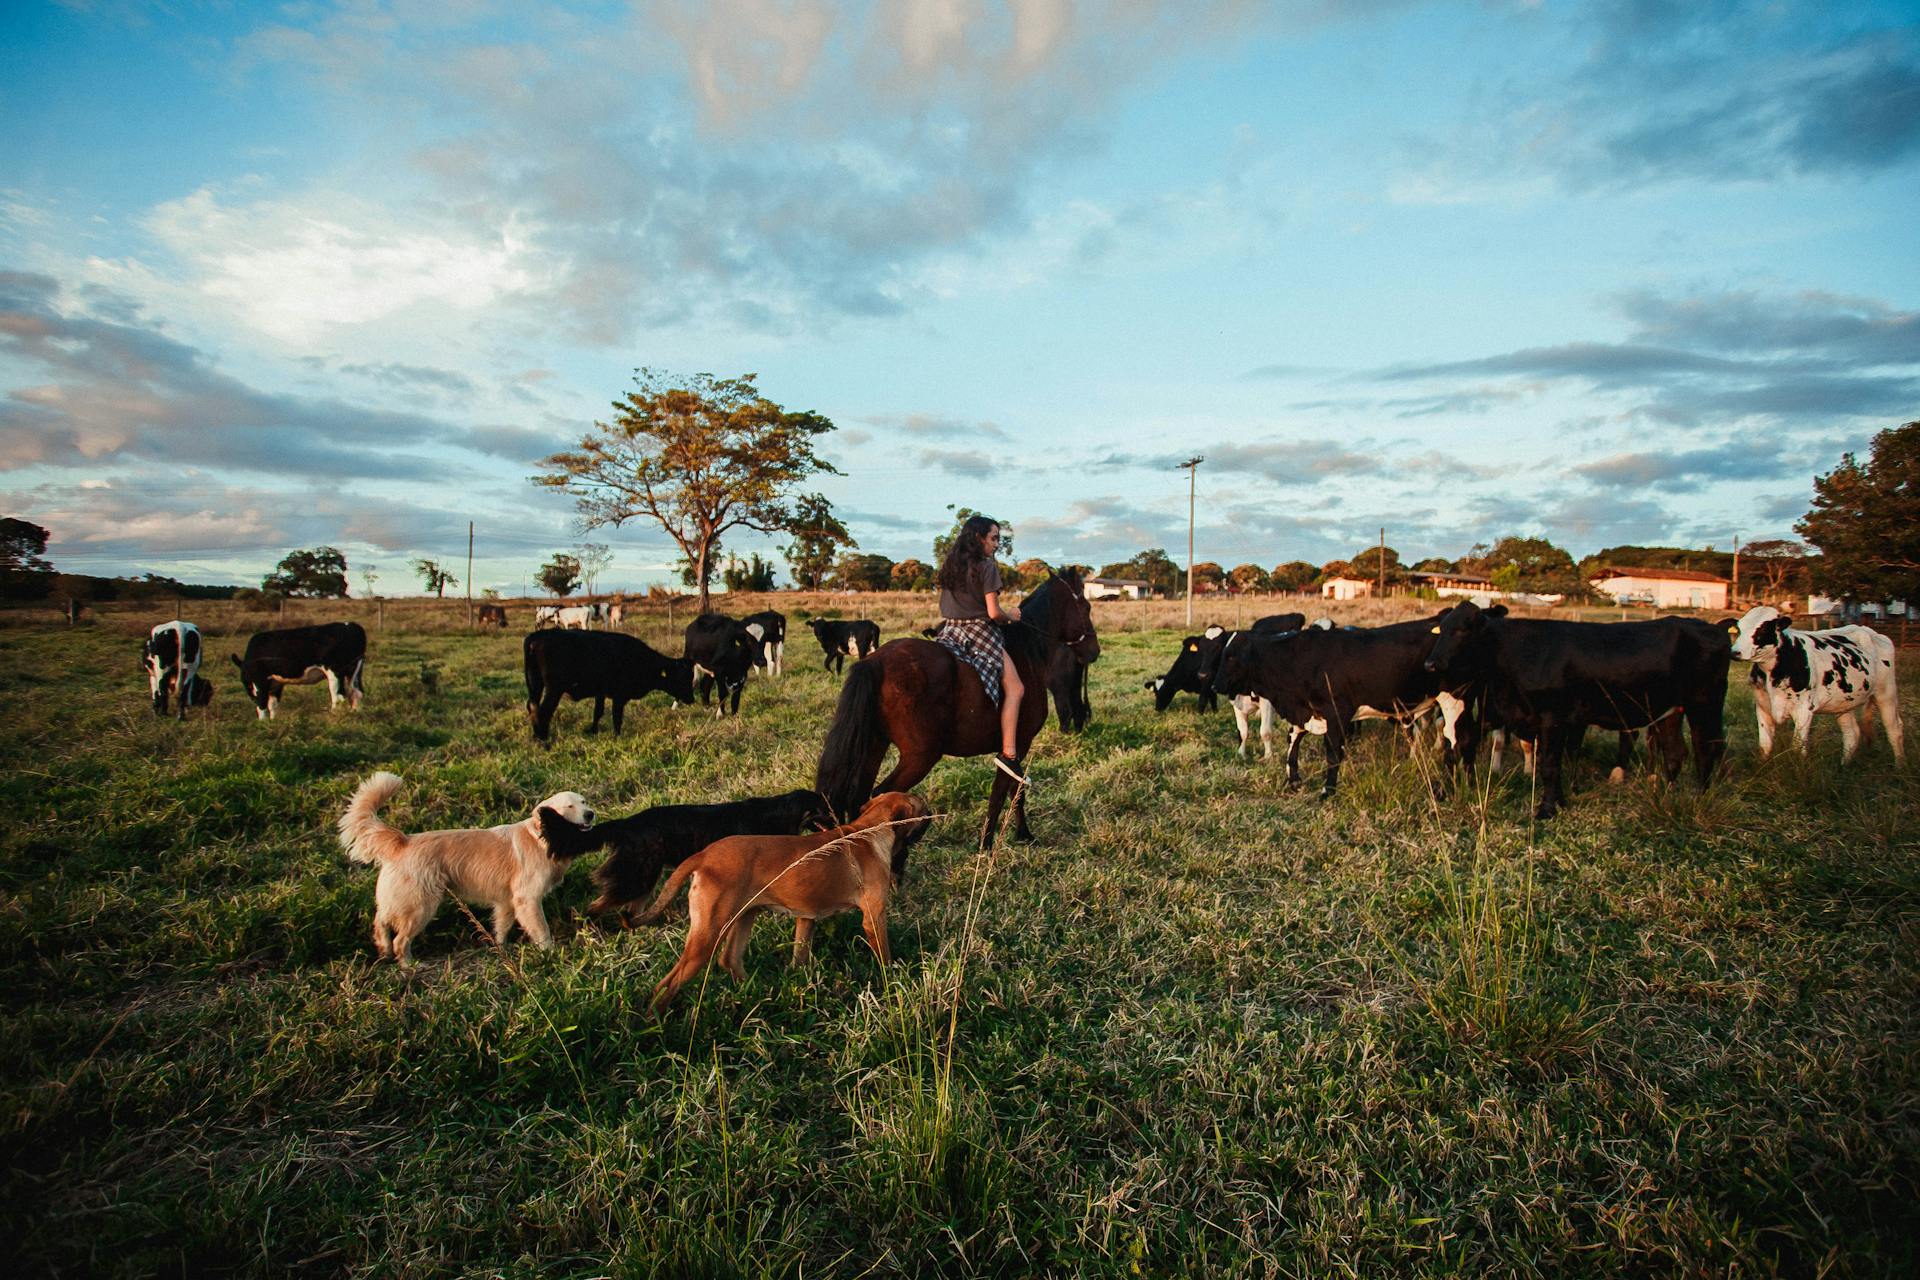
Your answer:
[5,410,1914,610]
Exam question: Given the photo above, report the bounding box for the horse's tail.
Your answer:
[815,659,888,821]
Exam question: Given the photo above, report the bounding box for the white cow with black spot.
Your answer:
[1730,606,1903,763]
[143,620,204,719]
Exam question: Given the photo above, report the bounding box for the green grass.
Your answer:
[2,622,1916,1277]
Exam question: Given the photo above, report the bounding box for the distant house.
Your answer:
[1085,577,1155,601]
[1589,566,1728,610]
[1321,576,1374,601]
[1405,570,1495,598]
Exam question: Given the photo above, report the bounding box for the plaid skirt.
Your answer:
[935,617,1005,708]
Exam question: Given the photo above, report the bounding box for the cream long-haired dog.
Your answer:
[338,771,595,965]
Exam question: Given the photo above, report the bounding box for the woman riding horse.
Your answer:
[815,554,1099,852]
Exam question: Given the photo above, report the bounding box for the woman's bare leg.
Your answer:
[999,651,1023,758]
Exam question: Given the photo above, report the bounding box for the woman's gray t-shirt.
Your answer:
[939,559,1003,620]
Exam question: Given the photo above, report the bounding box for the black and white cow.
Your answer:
[1146,631,1223,713]
[524,629,695,741]
[742,610,786,677]
[683,613,766,716]
[143,620,204,719]
[1424,601,1729,819]
[230,622,367,720]
[807,618,881,675]
[1730,606,1904,764]
[536,602,603,630]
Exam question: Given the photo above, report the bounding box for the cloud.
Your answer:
[0,270,489,478]
[913,447,997,478]
[864,412,1009,440]
[1404,5,1920,195]
[223,2,1411,341]
[1571,440,1797,491]
[1360,287,1920,432]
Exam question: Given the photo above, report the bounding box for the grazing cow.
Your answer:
[1147,631,1222,713]
[1202,614,1473,795]
[539,788,833,925]
[607,600,627,626]
[142,620,203,719]
[807,618,882,675]
[1423,601,1729,819]
[535,602,602,629]
[476,604,508,629]
[230,622,367,719]
[1730,606,1903,763]
[742,609,787,677]
[683,613,766,716]
[524,629,695,742]
[1251,612,1307,634]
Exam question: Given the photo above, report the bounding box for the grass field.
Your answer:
[2,605,1916,1277]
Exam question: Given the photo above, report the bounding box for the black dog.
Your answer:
[540,788,834,924]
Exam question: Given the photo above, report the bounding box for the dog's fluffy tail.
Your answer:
[339,771,408,864]
[631,854,702,926]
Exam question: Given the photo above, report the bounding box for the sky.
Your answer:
[2,0,1916,595]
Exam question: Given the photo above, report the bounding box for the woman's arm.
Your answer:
[984,590,1009,623]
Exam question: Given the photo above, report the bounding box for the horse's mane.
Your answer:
[1006,569,1083,668]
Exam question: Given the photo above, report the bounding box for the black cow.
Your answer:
[1251,612,1307,634]
[741,610,786,678]
[807,618,881,675]
[476,604,508,628]
[1203,613,1469,797]
[230,622,367,720]
[143,620,203,719]
[524,629,695,742]
[1147,630,1223,713]
[683,613,766,716]
[1423,600,1729,819]
[539,788,833,924]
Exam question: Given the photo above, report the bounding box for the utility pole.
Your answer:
[1178,456,1203,626]
[466,522,474,628]
[1731,532,1740,605]
[1378,526,1386,599]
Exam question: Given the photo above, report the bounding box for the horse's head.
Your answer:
[1043,568,1100,664]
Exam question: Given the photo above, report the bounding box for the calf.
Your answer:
[143,620,203,719]
[1424,601,1729,819]
[539,788,833,924]
[1204,615,1467,796]
[230,622,367,719]
[1730,606,1903,763]
[807,618,881,675]
[476,604,508,629]
[1147,631,1222,713]
[742,609,787,677]
[683,613,766,716]
[524,629,695,742]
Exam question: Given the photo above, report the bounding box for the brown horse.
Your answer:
[814,570,1100,851]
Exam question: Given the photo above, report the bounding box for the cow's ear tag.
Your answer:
[1430,626,1441,634]
[1727,625,1738,636]
[1187,643,1197,652]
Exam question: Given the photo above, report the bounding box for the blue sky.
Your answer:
[3,0,1916,593]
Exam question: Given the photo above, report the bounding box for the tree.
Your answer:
[1098,548,1180,596]
[1798,422,1920,604]
[1191,561,1227,593]
[1470,535,1579,594]
[1229,563,1271,592]
[412,558,457,598]
[263,546,348,598]
[577,542,614,596]
[534,370,839,612]
[723,552,778,592]
[360,563,381,599]
[1317,559,1357,584]
[1412,556,1455,573]
[1739,539,1812,602]
[828,552,895,592]
[1270,560,1318,593]
[538,553,582,597]
[785,492,856,591]
[0,517,55,599]
[1351,545,1406,585]
[891,558,933,591]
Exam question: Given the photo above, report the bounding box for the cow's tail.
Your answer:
[631,854,703,926]
[339,771,408,864]
[814,660,888,821]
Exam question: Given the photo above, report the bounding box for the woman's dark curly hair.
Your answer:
[936,514,999,594]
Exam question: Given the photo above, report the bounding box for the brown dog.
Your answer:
[637,791,933,1011]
